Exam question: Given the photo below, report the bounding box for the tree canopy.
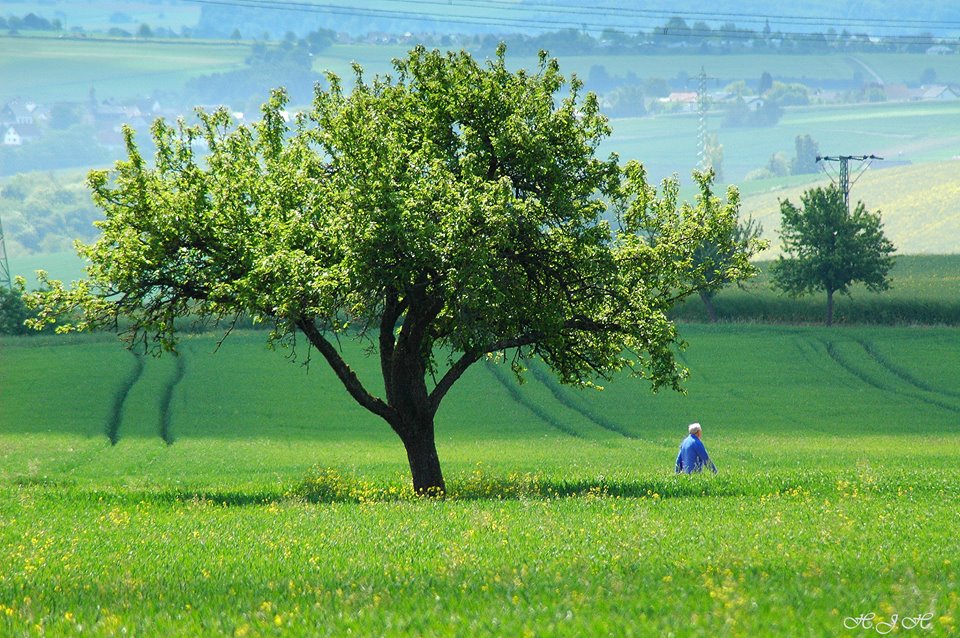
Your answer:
[771,185,895,325]
[23,47,760,494]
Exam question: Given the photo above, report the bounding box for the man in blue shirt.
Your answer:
[675,422,718,474]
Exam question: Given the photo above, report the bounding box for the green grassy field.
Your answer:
[0,34,248,103]
[602,100,960,185]
[1,325,959,636]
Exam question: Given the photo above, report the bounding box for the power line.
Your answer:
[181,0,960,40]
[412,0,960,31]
[816,154,882,211]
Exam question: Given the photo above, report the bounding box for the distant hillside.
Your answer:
[195,0,960,39]
[741,161,960,257]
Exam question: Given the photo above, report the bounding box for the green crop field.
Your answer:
[2,325,959,636]
[0,34,248,103]
[602,101,960,185]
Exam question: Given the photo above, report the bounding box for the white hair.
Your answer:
[688,422,702,435]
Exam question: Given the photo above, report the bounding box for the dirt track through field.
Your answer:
[158,354,186,445]
[106,352,145,445]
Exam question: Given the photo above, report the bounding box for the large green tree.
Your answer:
[771,185,895,326]
[24,47,759,494]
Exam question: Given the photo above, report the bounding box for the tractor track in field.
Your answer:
[821,339,960,415]
[158,354,186,446]
[485,361,582,438]
[529,365,638,439]
[856,338,960,401]
[106,352,145,445]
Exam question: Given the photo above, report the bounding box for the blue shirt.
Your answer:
[675,434,717,474]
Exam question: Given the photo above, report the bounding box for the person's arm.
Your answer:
[696,439,717,474]
[675,448,683,473]
[696,439,718,474]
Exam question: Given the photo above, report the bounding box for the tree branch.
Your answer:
[428,350,481,415]
[297,318,396,424]
[379,286,402,392]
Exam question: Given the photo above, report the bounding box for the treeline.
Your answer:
[483,21,954,57]
[0,172,102,255]
[1,13,62,33]
[185,30,334,107]
[194,0,960,42]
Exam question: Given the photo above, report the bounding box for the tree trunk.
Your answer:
[400,421,446,496]
[699,290,718,323]
[825,289,834,326]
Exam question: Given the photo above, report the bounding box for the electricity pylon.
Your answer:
[0,213,11,290]
[816,154,883,211]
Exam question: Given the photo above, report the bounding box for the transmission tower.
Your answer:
[695,67,715,171]
[816,154,882,211]
[0,212,11,290]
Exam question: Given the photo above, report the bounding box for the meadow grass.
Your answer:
[1,479,956,637]
[1,325,959,635]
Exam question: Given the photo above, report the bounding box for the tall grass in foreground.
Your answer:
[0,471,957,637]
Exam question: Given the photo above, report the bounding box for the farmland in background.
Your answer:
[739,161,960,258]
[671,254,960,325]
[0,35,248,103]
[602,101,960,186]
[13,252,960,327]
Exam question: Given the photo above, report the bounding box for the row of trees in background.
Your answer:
[0,13,62,33]
[184,29,336,106]
[10,6,956,56]
[487,22,954,57]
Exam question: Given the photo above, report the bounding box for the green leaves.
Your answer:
[772,185,896,324]
[25,46,760,404]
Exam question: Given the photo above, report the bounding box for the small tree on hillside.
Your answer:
[703,133,724,183]
[771,185,895,325]
[23,47,759,495]
[791,134,819,175]
[693,212,765,322]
